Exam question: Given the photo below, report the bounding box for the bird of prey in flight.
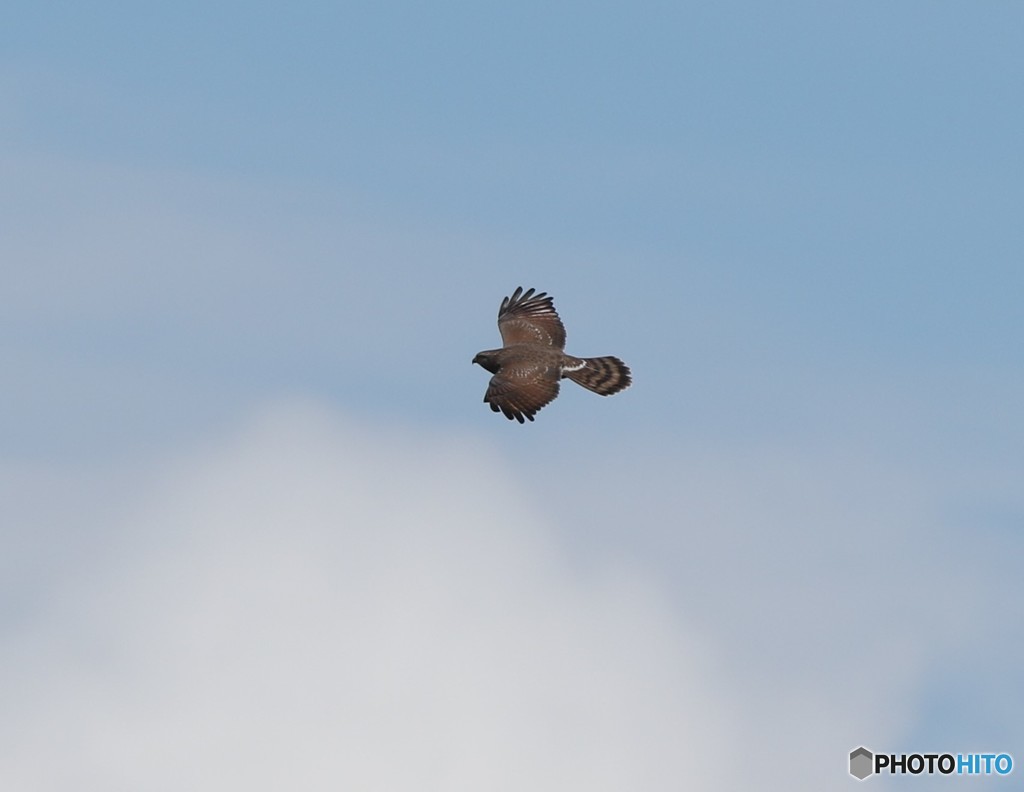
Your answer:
[473,287,632,423]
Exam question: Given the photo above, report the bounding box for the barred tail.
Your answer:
[563,356,632,396]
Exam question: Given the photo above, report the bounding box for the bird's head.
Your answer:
[472,350,500,373]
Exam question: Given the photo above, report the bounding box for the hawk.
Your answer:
[473,287,632,423]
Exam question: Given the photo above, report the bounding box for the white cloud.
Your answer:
[5,398,1022,791]
[514,436,1024,787]
[1,401,734,791]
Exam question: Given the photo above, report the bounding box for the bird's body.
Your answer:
[473,287,631,422]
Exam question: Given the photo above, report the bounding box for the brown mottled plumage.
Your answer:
[472,287,632,423]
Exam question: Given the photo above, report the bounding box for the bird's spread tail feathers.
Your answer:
[563,356,632,396]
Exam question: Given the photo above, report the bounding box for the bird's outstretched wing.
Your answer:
[483,366,561,423]
[497,287,566,349]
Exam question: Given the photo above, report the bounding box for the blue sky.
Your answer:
[3,3,1023,789]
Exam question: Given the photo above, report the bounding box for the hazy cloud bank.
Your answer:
[2,402,733,791]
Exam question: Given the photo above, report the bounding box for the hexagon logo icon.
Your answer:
[849,747,874,780]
